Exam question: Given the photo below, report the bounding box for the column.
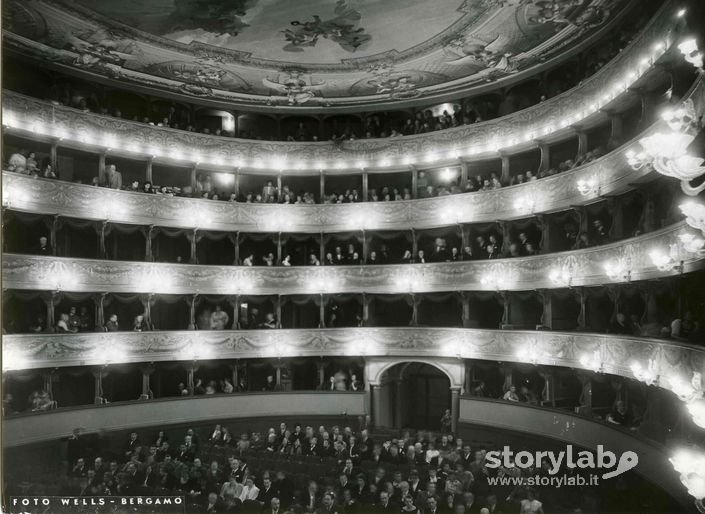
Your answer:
[538,369,555,407]
[189,229,198,264]
[463,361,474,395]
[459,224,468,253]
[316,360,326,389]
[190,164,198,191]
[460,161,469,190]
[607,197,624,240]
[411,229,418,257]
[93,292,108,330]
[461,292,471,328]
[362,230,368,264]
[576,130,588,157]
[228,295,240,329]
[229,362,240,390]
[277,173,282,196]
[362,293,370,327]
[577,372,592,417]
[499,291,510,328]
[319,233,326,264]
[98,151,107,186]
[319,294,326,328]
[275,295,282,328]
[410,294,419,326]
[276,233,283,264]
[145,225,155,262]
[500,364,513,393]
[538,289,552,329]
[319,170,325,202]
[184,362,197,395]
[234,169,241,197]
[575,287,587,330]
[537,142,550,174]
[92,367,106,405]
[498,221,511,256]
[42,369,56,399]
[98,220,109,259]
[51,215,61,257]
[536,214,551,253]
[574,206,588,234]
[450,387,461,433]
[607,285,622,323]
[50,143,59,177]
[371,384,382,428]
[499,152,511,185]
[609,113,623,142]
[139,364,155,400]
[411,167,418,199]
[362,171,369,202]
[145,156,154,183]
[188,294,199,330]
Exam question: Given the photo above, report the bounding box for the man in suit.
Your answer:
[315,493,338,514]
[426,497,440,514]
[408,470,423,498]
[484,494,505,514]
[202,491,221,513]
[257,476,278,506]
[105,164,122,190]
[304,480,320,511]
[266,497,282,514]
[374,491,393,513]
[125,432,140,458]
[336,473,351,500]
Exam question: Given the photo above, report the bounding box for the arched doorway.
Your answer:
[379,362,451,430]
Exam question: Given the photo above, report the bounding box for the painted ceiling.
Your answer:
[3,0,634,108]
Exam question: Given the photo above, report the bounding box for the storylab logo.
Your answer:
[485,445,639,479]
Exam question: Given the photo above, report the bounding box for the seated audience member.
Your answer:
[104,164,122,190]
[104,314,120,332]
[8,149,28,174]
[133,314,151,332]
[56,313,77,333]
[502,386,519,402]
[33,236,53,255]
[210,305,230,330]
[606,400,634,427]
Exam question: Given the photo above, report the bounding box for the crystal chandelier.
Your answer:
[625,99,705,195]
[687,399,705,430]
[548,266,574,287]
[681,201,705,235]
[648,244,683,272]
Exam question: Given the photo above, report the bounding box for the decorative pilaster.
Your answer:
[450,387,461,433]
[189,229,198,264]
[92,367,108,405]
[138,364,155,400]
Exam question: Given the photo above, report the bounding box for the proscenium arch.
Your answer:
[365,357,464,390]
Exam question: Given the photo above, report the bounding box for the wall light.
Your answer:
[514,195,536,214]
[631,359,659,386]
[648,245,683,273]
[576,177,599,196]
[679,233,705,255]
[687,399,705,430]
[180,341,212,361]
[670,447,705,513]
[580,350,604,374]
[603,258,631,282]
[679,38,704,70]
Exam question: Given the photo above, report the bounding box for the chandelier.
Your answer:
[681,201,705,235]
[625,99,705,195]
[687,399,705,430]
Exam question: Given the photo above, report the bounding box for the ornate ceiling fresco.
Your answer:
[3,0,635,108]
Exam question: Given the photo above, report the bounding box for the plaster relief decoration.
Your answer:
[281,0,371,53]
[263,68,325,105]
[1,0,637,106]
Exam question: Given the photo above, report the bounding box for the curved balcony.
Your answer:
[0,4,686,171]
[3,77,703,233]
[5,328,704,383]
[458,398,692,510]
[3,223,702,294]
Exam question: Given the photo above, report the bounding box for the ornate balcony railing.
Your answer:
[4,75,702,232]
[4,328,704,387]
[3,223,702,294]
[0,2,684,171]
